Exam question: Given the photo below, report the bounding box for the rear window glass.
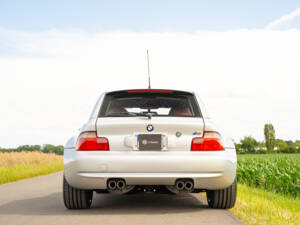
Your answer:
[99,92,201,117]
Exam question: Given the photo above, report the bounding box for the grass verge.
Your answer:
[230,184,300,225]
[0,162,63,184]
[0,152,63,185]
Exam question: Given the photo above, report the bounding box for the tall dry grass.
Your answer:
[0,151,62,167]
[0,151,63,184]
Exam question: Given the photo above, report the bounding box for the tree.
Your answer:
[240,136,259,153]
[276,139,288,151]
[42,144,64,155]
[264,124,275,152]
[16,145,41,152]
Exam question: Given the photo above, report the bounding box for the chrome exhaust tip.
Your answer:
[117,180,126,190]
[175,180,185,191]
[184,180,194,191]
[107,178,134,194]
[107,180,117,190]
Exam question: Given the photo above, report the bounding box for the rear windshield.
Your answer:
[99,92,201,117]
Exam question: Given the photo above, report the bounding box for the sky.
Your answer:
[0,1,300,147]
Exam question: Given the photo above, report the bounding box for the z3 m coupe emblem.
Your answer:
[146,124,154,132]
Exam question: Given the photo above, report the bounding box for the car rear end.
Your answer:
[63,89,237,209]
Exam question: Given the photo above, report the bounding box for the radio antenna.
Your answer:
[147,50,151,89]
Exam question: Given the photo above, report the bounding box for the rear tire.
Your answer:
[206,178,237,209]
[63,176,93,209]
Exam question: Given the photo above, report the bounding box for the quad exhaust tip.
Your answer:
[175,180,185,191]
[175,179,194,192]
[107,178,129,193]
[184,180,194,191]
[107,179,117,190]
[117,180,126,190]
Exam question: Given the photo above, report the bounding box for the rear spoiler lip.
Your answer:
[106,89,194,96]
[128,90,173,93]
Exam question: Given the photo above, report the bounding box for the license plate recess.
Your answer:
[138,134,162,151]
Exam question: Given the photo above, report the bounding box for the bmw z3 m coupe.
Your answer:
[63,89,237,209]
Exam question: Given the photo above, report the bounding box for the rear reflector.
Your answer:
[76,131,109,151]
[128,90,172,93]
[191,131,225,151]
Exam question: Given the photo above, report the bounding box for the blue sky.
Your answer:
[0,0,300,31]
[1,1,300,147]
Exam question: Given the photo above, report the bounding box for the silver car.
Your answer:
[63,89,237,209]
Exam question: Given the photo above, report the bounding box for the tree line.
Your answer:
[0,144,64,155]
[235,124,300,154]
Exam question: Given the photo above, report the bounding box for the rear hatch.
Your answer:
[96,90,204,151]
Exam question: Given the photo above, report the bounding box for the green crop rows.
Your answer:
[237,154,300,198]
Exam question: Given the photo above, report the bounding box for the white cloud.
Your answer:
[0,29,300,147]
[266,7,300,30]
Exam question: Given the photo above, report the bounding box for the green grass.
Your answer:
[237,154,300,197]
[230,184,300,225]
[0,161,63,184]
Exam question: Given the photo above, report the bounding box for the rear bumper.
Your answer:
[64,148,237,190]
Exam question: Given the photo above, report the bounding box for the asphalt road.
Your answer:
[0,172,243,225]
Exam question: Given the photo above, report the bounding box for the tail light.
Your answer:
[191,131,225,151]
[76,131,109,151]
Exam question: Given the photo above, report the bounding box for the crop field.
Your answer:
[0,152,63,184]
[237,154,300,197]
[233,154,300,225]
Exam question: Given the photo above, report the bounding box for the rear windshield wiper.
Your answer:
[108,112,153,119]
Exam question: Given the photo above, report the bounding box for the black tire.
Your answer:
[63,176,93,209]
[206,178,237,209]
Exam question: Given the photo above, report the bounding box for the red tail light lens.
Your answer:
[191,131,225,151]
[76,131,109,151]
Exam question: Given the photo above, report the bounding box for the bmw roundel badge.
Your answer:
[146,124,153,132]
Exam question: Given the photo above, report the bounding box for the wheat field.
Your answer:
[0,151,62,167]
[0,151,63,184]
